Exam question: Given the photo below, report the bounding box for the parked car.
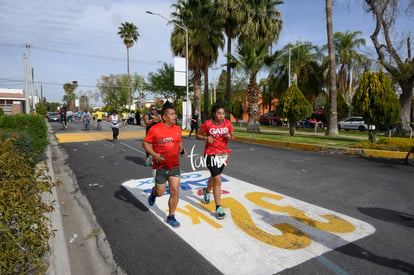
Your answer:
[338,116,374,131]
[259,113,281,126]
[47,112,60,122]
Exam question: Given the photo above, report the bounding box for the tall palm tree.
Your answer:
[229,40,271,132]
[333,31,366,103]
[171,0,224,119]
[215,0,245,104]
[117,22,140,109]
[235,0,283,132]
[325,0,339,136]
[238,0,283,45]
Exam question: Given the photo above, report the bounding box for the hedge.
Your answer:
[0,115,55,274]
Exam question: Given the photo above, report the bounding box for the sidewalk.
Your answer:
[44,122,125,275]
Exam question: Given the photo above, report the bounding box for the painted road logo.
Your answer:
[122,170,375,274]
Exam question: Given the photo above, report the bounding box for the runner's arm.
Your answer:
[196,129,213,143]
[143,141,163,162]
[225,130,235,141]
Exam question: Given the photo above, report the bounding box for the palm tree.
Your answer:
[117,22,140,109]
[215,0,245,104]
[171,0,224,119]
[269,42,324,105]
[235,0,283,132]
[239,0,283,45]
[325,0,339,136]
[229,40,271,132]
[333,31,366,103]
[62,81,78,111]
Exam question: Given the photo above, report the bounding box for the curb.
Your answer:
[43,129,72,275]
[234,136,407,160]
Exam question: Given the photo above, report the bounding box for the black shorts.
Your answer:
[206,154,227,177]
[153,167,181,185]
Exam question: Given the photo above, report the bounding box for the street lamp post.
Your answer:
[146,10,190,130]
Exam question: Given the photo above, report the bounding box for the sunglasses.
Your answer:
[151,108,156,111]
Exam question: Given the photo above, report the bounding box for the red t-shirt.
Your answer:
[200,119,234,155]
[144,122,182,169]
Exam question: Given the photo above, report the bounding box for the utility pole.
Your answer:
[26,44,36,113]
[23,54,30,114]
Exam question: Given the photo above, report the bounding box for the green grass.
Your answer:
[233,126,414,151]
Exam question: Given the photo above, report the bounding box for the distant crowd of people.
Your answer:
[56,109,143,127]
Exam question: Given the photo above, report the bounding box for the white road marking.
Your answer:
[122,170,375,275]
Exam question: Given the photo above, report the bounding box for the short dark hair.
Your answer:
[161,101,175,116]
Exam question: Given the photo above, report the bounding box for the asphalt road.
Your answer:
[51,120,414,275]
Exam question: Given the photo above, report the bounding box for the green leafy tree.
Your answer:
[145,63,186,102]
[277,84,313,136]
[229,99,243,123]
[352,71,400,142]
[118,22,140,108]
[36,103,47,116]
[364,0,414,135]
[97,74,143,109]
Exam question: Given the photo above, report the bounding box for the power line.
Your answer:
[0,42,160,65]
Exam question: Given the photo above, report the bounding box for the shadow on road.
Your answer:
[336,243,414,274]
[114,186,148,212]
[358,207,414,229]
[125,155,145,166]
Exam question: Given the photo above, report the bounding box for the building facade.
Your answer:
[0,89,27,114]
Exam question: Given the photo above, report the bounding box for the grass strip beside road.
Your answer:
[233,126,414,152]
[235,129,363,148]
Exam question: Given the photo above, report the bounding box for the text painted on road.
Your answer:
[122,171,375,275]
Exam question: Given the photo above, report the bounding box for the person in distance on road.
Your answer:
[143,103,184,228]
[143,104,161,166]
[196,103,234,220]
[107,110,121,142]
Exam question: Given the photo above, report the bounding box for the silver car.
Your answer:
[338,116,374,131]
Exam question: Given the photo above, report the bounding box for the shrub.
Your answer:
[0,136,55,274]
[1,131,37,166]
[0,114,48,155]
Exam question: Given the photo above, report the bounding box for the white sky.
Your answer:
[0,0,411,103]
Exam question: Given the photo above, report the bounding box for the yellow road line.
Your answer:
[55,131,146,143]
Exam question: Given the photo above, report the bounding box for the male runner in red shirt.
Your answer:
[143,103,184,227]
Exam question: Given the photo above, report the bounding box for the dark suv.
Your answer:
[259,113,281,126]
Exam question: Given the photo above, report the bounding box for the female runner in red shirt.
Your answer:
[196,103,234,219]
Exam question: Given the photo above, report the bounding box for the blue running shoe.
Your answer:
[216,206,226,219]
[148,193,155,206]
[166,215,180,227]
[203,188,210,204]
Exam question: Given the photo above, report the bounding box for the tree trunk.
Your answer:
[325,0,339,136]
[127,47,132,110]
[225,35,232,104]
[394,81,414,135]
[193,70,202,121]
[246,78,260,133]
[203,67,209,122]
[289,119,296,136]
